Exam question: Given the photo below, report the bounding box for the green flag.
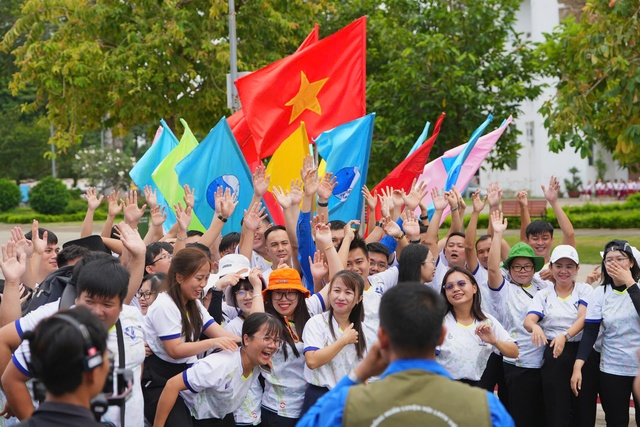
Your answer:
[152,119,206,232]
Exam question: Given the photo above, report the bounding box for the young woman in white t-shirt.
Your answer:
[302,270,374,413]
[524,245,594,427]
[437,266,517,386]
[142,248,240,425]
[154,312,283,427]
[572,240,640,426]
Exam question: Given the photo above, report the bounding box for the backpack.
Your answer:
[22,265,75,316]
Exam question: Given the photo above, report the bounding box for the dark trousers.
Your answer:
[541,342,582,427]
[479,352,510,412]
[574,350,600,427]
[142,354,191,426]
[261,406,297,427]
[191,413,235,427]
[300,384,329,416]
[599,371,640,427]
[503,362,546,427]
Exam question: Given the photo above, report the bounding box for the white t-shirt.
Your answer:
[362,287,381,334]
[370,266,398,296]
[302,311,377,389]
[472,264,498,318]
[224,318,261,426]
[585,285,640,376]
[181,349,260,420]
[425,252,449,292]
[144,292,215,364]
[487,277,549,368]
[13,303,146,427]
[527,282,593,342]
[260,296,324,418]
[437,312,513,381]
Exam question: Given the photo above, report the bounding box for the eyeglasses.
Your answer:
[604,256,629,264]
[149,254,172,265]
[258,335,282,347]
[137,291,157,300]
[272,291,298,301]
[510,264,534,273]
[422,260,437,266]
[236,289,255,298]
[443,280,467,292]
[370,261,388,270]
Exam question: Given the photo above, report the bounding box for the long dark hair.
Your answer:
[265,290,310,360]
[440,266,487,322]
[166,248,211,342]
[398,243,429,283]
[328,270,366,359]
[601,240,640,286]
[242,313,283,346]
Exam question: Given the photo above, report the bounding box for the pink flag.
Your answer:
[417,116,513,225]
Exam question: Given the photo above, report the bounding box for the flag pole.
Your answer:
[229,0,240,113]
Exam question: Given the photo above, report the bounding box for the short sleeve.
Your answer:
[198,299,215,332]
[148,296,183,341]
[224,317,244,337]
[585,286,604,322]
[11,340,31,377]
[527,289,546,319]
[489,315,514,344]
[306,294,325,316]
[578,283,594,306]
[302,314,326,353]
[183,357,222,393]
[16,301,59,337]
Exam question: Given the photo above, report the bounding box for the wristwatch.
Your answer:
[563,332,571,341]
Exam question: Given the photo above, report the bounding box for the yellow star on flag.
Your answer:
[285,71,329,124]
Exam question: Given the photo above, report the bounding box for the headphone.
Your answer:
[28,313,104,377]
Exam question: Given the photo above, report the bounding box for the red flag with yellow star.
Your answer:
[235,17,366,159]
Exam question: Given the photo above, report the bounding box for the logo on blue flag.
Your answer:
[333,166,360,202]
[207,175,241,209]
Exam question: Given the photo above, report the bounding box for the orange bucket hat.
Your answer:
[263,268,310,299]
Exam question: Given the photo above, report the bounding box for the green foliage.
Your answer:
[563,167,583,192]
[72,147,135,191]
[0,179,21,211]
[28,177,70,215]
[538,1,640,168]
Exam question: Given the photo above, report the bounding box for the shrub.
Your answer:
[28,177,70,215]
[0,179,22,212]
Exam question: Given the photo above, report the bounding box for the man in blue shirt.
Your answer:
[297,283,514,427]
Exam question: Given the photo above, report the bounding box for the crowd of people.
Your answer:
[583,178,640,200]
[0,159,638,427]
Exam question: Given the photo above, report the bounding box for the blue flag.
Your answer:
[315,113,375,223]
[443,114,493,191]
[129,119,179,222]
[406,121,430,158]
[175,117,253,235]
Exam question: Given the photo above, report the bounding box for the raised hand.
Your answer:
[401,209,420,240]
[218,187,238,219]
[586,265,601,285]
[391,188,404,209]
[174,203,192,232]
[31,220,47,255]
[0,241,26,283]
[272,186,292,209]
[309,251,329,281]
[490,210,507,234]
[243,202,267,232]
[403,179,428,211]
[143,185,158,209]
[84,187,103,211]
[487,182,502,208]
[542,175,561,203]
[430,187,448,211]
[471,189,486,213]
[381,216,403,239]
[343,220,360,242]
[253,165,270,198]
[107,190,123,217]
[289,179,303,206]
[123,191,147,225]
[516,190,528,208]
[318,173,337,201]
[10,226,33,259]
[115,222,146,258]
[183,184,195,209]
[361,185,378,210]
[150,205,167,227]
[445,187,458,209]
[314,222,333,249]
[301,156,319,196]
[379,187,394,218]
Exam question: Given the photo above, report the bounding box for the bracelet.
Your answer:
[409,239,421,244]
[317,201,329,207]
[324,245,334,252]
[450,206,459,211]
[393,233,405,241]
[217,214,228,223]
[176,235,188,242]
[251,294,263,299]
[348,369,364,384]
[419,214,429,221]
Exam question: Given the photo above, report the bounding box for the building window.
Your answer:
[526,121,534,145]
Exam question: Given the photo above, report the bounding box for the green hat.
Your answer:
[504,242,545,272]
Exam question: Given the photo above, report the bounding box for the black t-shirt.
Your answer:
[15,402,105,427]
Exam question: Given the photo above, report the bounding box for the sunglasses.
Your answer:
[443,280,467,292]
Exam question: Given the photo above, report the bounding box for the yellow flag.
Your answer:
[266,122,310,191]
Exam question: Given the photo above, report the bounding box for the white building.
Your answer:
[479,0,628,197]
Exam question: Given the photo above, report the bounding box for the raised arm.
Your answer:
[122,190,147,232]
[172,202,192,255]
[101,190,122,238]
[315,223,344,281]
[361,185,378,235]
[543,176,576,248]
[488,210,507,289]
[10,227,35,290]
[336,220,358,270]
[447,186,463,238]
[114,222,146,305]
[423,187,447,258]
[516,190,530,242]
[81,187,103,238]
[272,182,303,273]
[0,242,26,327]
[239,202,267,261]
[465,190,486,274]
[317,172,336,222]
[144,205,167,245]
[199,187,238,249]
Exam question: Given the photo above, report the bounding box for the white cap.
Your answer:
[202,254,251,297]
[550,245,579,265]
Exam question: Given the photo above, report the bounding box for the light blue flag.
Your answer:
[175,117,253,235]
[129,119,179,230]
[443,114,493,191]
[406,121,430,158]
[315,113,375,223]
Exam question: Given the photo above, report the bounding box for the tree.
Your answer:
[538,0,640,168]
[1,0,332,151]
[321,0,543,183]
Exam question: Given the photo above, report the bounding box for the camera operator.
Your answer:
[16,307,110,426]
[0,255,145,426]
